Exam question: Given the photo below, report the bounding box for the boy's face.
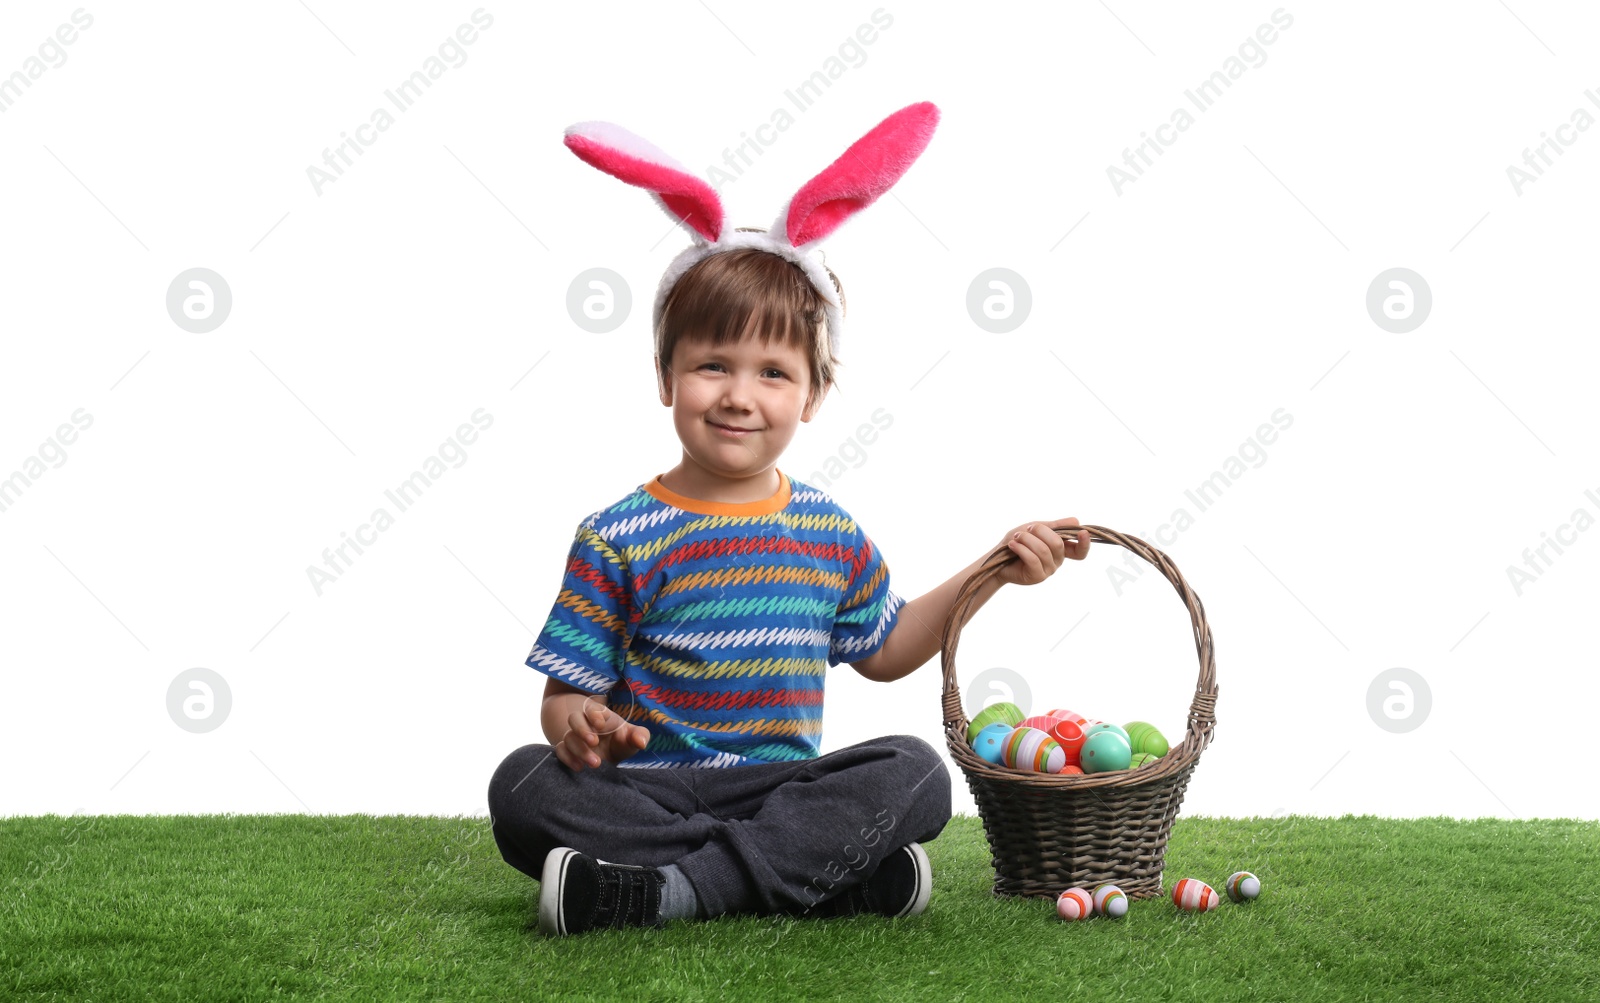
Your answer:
[657,326,824,490]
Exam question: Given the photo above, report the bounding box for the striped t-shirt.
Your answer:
[524,469,903,768]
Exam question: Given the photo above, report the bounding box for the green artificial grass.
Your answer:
[2,813,1597,1001]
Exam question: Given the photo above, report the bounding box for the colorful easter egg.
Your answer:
[1002,727,1065,774]
[1125,721,1170,758]
[966,701,1024,743]
[1093,884,1128,918]
[1046,708,1091,727]
[1056,887,1094,921]
[1080,730,1132,773]
[1225,871,1261,902]
[1048,719,1088,767]
[969,723,1013,764]
[1129,752,1159,769]
[1059,765,1084,775]
[1172,878,1220,912]
[1085,722,1131,746]
[968,721,1011,749]
[1019,715,1063,733]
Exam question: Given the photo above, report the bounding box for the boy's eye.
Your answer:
[698,362,788,379]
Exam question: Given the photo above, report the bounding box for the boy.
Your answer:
[487,246,1090,935]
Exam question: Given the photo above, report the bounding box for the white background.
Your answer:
[1,2,1595,821]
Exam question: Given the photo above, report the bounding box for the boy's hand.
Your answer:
[996,517,1090,587]
[556,699,651,771]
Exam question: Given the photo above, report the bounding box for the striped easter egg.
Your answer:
[1172,878,1220,912]
[1045,708,1090,727]
[1002,726,1065,774]
[1129,752,1159,769]
[1125,721,1170,758]
[1048,719,1087,767]
[1124,721,1153,749]
[1225,871,1261,902]
[1092,883,1128,918]
[1056,887,1094,921]
[1018,715,1063,733]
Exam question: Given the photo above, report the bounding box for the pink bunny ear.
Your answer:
[780,102,940,249]
[564,121,724,243]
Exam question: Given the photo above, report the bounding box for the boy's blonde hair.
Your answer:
[655,229,844,413]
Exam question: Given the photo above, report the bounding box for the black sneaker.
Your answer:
[538,847,665,935]
[810,842,932,919]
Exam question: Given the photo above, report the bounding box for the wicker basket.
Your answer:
[940,524,1218,901]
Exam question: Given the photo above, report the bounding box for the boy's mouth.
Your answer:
[709,419,758,435]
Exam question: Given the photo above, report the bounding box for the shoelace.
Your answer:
[816,865,888,917]
[593,862,664,927]
[835,879,877,915]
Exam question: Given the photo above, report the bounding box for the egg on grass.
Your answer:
[1092,883,1128,918]
[1056,887,1093,921]
[1226,871,1261,902]
[1172,878,1220,912]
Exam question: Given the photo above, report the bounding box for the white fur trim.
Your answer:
[651,230,845,360]
[564,120,688,172]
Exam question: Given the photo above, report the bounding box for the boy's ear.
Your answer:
[800,383,829,422]
[655,355,673,406]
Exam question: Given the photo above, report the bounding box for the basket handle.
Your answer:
[939,524,1218,781]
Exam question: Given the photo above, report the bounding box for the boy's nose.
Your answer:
[720,378,756,409]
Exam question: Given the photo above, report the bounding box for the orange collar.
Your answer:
[644,470,791,516]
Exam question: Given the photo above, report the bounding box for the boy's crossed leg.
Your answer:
[486,734,953,933]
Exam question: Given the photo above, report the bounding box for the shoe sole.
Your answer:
[538,847,581,936]
[896,842,933,918]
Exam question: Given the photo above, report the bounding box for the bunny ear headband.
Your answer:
[563,101,941,360]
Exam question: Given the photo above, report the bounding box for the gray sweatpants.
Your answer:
[486,734,953,918]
